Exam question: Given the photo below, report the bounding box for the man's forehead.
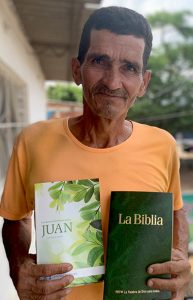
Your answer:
[89,29,145,46]
[86,29,145,61]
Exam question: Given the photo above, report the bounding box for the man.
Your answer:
[0,6,191,300]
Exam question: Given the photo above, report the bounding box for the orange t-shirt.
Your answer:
[0,118,183,300]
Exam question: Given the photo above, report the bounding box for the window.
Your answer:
[0,60,28,186]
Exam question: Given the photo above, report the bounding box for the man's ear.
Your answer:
[138,70,152,97]
[71,57,82,85]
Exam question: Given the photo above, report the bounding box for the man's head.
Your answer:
[72,6,152,120]
[77,6,153,70]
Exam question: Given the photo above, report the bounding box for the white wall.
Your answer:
[0,0,46,123]
[0,1,46,298]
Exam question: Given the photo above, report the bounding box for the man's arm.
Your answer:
[147,208,191,300]
[2,217,74,300]
[173,208,189,254]
[2,216,32,285]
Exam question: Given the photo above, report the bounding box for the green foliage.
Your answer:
[80,210,97,221]
[88,246,103,266]
[48,179,104,270]
[77,179,94,186]
[90,220,102,231]
[84,186,95,203]
[72,242,92,256]
[79,201,100,211]
[71,227,104,268]
[47,83,82,102]
[148,11,193,38]
[71,227,104,267]
[94,185,100,201]
[71,274,103,285]
[48,180,100,211]
[46,180,104,287]
[128,10,193,135]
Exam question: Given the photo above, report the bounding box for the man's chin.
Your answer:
[94,107,121,120]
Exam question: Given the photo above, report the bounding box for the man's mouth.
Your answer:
[93,91,128,100]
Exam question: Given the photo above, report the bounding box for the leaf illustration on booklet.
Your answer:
[35,179,104,287]
[104,191,173,300]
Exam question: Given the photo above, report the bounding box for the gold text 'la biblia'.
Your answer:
[118,213,164,226]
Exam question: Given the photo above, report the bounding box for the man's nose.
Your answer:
[102,66,122,90]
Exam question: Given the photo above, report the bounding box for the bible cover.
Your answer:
[35,179,104,287]
[104,191,173,300]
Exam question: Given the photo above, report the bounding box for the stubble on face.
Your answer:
[79,30,147,120]
[88,83,129,118]
[92,83,129,99]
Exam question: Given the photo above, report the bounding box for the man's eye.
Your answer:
[92,57,105,65]
[124,63,136,72]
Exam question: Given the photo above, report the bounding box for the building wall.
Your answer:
[0,0,46,123]
[0,1,46,298]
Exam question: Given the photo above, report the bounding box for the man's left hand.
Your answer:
[147,248,191,300]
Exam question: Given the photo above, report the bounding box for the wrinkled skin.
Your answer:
[15,255,74,300]
[147,249,191,300]
[2,218,74,300]
[147,208,191,299]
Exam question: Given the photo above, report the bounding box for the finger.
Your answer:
[171,291,177,300]
[28,253,37,261]
[29,263,73,277]
[148,260,189,275]
[32,275,74,295]
[23,254,36,266]
[147,277,184,292]
[171,290,185,300]
[172,250,189,263]
[47,287,72,300]
[32,287,72,300]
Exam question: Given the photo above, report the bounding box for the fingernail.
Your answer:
[67,264,73,271]
[148,267,153,274]
[66,275,74,283]
[147,280,153,287]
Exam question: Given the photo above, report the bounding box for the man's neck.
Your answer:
[68,113,133,149]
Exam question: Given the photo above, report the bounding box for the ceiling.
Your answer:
[12,0,101,81]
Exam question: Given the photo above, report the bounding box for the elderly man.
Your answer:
[0,6,190,300]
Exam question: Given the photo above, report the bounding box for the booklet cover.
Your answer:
[35,179,105,287]
[104,191,173,300]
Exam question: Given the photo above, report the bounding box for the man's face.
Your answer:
[72,29,151,120]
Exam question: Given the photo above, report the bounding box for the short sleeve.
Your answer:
[167,142,183,211]
[0,133,31,220]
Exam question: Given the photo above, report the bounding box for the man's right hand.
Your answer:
[15,254,74,300]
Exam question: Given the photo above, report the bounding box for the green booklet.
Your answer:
[104,191,173,300]
[35,178,104,287]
